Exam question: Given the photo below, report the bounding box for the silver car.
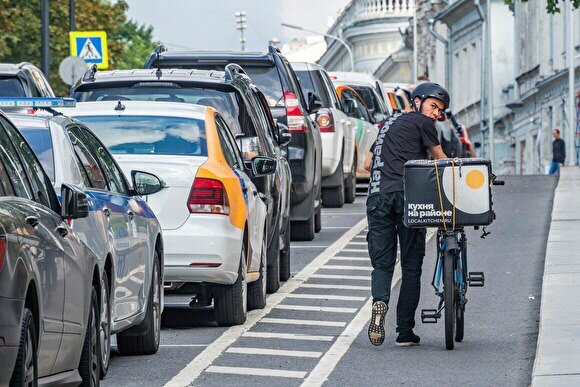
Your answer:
[8,107,165,378]
[0,110,101,385]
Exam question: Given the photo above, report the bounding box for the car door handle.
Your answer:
[252,190,258,197]
[127,210,135,220]
[103,207,111,218]
[25,216,39,228]
[55,225,68,238]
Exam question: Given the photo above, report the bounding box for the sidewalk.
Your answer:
[532,167,580,386]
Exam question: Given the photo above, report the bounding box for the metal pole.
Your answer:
[487,0,494,164]
[475,1,486,158]
[41,0,50,81]
[413,2,418,83]
[567,1,576,166]
[281,23,355,71]
[235,11,247,52]
[69,0,75,31]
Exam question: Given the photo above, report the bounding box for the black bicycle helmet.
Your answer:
[411,82,450,110]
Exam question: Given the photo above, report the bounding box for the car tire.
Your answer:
[322,157,345,208]
[248,239,267,310]
[10,307,38,387]
[214,246,248,326]
[291,208,315,242]
[279,216,291,282]
[79,286,101,386]
[99,271,111,379]
[314,203,322,233]
[345,154,357,204]
[117,252,161,355]
[266,224,280,294]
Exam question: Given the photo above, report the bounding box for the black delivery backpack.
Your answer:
[403,158,494,228]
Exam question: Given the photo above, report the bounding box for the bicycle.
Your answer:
[420,173,504,350]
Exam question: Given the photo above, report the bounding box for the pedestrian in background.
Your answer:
[549,129,565,175]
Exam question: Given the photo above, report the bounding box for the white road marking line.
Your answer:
[301,284,371,291]
[320,265,373,271]
[330,256,369,261]
[293,245,332,248]
[353,235,366,239]
[321,226,354,229]
[260,318,346,327]
[275,304,358,313]
[311,274,370,281]
[164,218,367,386]
[159,344,208,347]
[346,241,367,245]
[226,347,323,358]
[341,248,368,253]
[242,332,335,342]
[286,293,367,302]
[322,212,366,216]
[301,232,435,386]
[206,366,306,379]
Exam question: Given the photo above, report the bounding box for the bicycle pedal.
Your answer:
[421,309,440,323]
[468,271,485,287]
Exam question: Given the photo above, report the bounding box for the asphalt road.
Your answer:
[103,175,556,386]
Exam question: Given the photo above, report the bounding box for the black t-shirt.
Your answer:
[368,111,440,195]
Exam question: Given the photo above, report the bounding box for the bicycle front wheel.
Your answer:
[443,250,455,350]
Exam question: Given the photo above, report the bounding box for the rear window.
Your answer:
[75,115,207,156]
[351,85,386,115]
[295,70,331,108]
[18,127,55,181]
[243,66,284,108]
[0,77,26,97]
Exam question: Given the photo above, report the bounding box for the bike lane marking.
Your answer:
[164,218,368,387]
[241,332,335,341]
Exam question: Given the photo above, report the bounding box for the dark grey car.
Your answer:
[0,111,101,385]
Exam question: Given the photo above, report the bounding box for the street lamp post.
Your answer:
[567,1,576,166]
[281,22,355,71]
[235,11,247,51]
[41,0,50,81]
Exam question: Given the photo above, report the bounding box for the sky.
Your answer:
[123,0,351,52]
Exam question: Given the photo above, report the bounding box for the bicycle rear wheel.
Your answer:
[455,238,466,342]
[443,250,455,350]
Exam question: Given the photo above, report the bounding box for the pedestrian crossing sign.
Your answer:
[69,31,109,69]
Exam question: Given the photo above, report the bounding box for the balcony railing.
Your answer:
[357,0,415,20]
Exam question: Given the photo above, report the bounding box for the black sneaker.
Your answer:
[368,301,387,346]
[395,330,420,347]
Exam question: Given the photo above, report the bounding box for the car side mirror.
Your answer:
[131,170,166,196]
[474,141,482,149]
[308,92,323,115]
[251,156,277,177]
[61,183,89,220]
[276,122,292,147]
[342,98,356,116]
[236,136,261,161]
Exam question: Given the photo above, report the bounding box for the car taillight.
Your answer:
[187,178,229,215]
[284,92,307,132]
[317,109,334,133]
[0,237,6,272]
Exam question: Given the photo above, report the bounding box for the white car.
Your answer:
[329,71,391,116]
[293,62,357,207]
[67,101,275,326]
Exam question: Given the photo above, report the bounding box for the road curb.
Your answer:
[532,167,580,386]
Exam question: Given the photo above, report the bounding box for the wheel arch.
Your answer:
[25,280,40,345]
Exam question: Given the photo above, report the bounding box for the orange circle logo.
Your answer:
[466,170,485,190]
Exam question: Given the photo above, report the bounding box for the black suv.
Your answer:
[0,62,55,97]
[72,64,293,292]
[145,45,323,242]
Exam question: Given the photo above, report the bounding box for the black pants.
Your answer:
[366,192,426,333]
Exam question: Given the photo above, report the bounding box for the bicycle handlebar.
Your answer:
[493,180,505,186]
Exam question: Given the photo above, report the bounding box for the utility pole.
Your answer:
[413,1,418,84]
[69,0,75,31]
[567,1,576,166]
[235,11,247,51]
[486,0,494,164]
[41,0,50,81]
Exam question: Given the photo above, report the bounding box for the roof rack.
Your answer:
[224,63,247,81]
[82,64,98,81]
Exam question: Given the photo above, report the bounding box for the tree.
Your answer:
[504,0,580,14]
[0,0,158,96]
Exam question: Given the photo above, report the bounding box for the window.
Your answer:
[321,71,342,110]
[0,131,32,198]
[243,66,285,107]
[215,115,243,169]
[67,127,107,190]
[0,77,26,97]
[0,157,15,196]
[18,126,55,182]
[79,127,127,195]
[75,115,207,157]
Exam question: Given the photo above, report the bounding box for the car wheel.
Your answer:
[99,272,111,378]
[214,245,248,326]
[322,156,345,208]
[279,216,291,282]
[266,223,280,294]
[315,203,322,233]
[291,207,315,241]
[79,286,100,386]
[248,238,267,310]
[345,154,357,204]
[117,252,161,355]
[10,307,37,387]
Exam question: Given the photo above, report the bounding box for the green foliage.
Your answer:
[0,0,158,96]
[504,0,580,14]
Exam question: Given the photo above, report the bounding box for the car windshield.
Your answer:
[0,77,26,97]
[18,126,55,181]
[351,85,385,115]
[75,115,207,156]
[74,86,243,135]
[243,66,284,108]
